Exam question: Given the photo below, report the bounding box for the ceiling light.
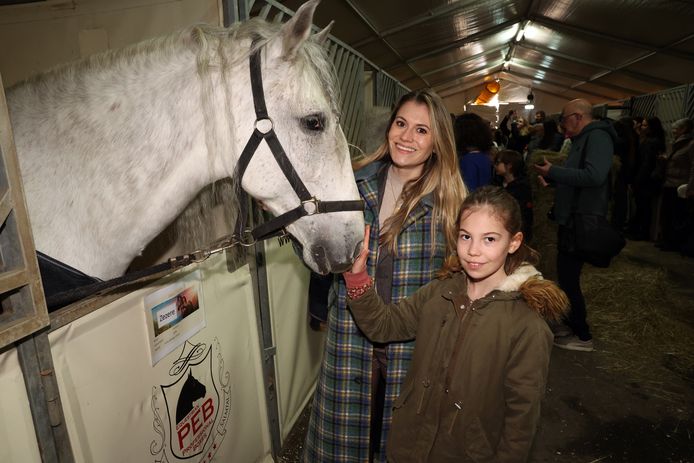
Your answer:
[515,25,526,42]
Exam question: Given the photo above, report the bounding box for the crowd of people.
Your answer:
[303,88,693,462]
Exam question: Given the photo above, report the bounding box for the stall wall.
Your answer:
[0,0,221,87]
[0,347,42,462]
[265,238,326,440]
[48,254,273,463]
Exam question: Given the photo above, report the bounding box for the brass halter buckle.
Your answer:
[301,197,320,216]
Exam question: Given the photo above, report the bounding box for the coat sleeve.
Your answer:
[686,141,694,196]
[547,130,613,188]
[347,280,438,343]
[494,313,553,463]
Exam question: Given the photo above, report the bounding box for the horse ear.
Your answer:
[281,0,320,60]
[313,20,334,46]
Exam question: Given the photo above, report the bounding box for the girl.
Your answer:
[303,89,467,463]
[344,186,567,462]
[494,149,534,242]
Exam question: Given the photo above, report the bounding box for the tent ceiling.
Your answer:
[278,0,694,104]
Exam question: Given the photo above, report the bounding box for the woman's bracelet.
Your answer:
[347,280,373,300]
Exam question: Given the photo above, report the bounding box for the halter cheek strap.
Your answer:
[233,40,363,242]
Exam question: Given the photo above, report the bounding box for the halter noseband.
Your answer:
[233,40,364,242]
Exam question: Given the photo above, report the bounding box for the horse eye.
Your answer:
[301,114,325,132]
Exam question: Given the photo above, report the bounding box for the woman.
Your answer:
[454,112,494,191]
[657,118,694,251]
[303,89,467,463]
[629,116,666,240]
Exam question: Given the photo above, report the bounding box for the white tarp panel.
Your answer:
[265,238,325,442]
[0,347,42,463]
[48,254,273,463]
[0,0,221,87]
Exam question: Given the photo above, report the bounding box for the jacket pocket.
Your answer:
[392,380,415,409]
[464,416,494,462]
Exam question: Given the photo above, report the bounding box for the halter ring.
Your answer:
[254,117,274,134]
[302,197,319,215]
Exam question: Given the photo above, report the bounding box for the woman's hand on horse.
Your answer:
[347,225,370,274]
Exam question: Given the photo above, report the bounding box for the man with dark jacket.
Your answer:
[534,99,617,352]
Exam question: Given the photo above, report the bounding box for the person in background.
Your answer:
[343,186,567,462]
[454,113,494,191]
[495,149,534,241]
[629,116,666,240]
[500,109,531,154]
[657,118,694,252]
[611,117,639,230]
[535,110,546,124]
[534,98,617,352]
[538,119,564,152]
[303,89,467,463]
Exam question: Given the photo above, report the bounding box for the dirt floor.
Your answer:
[278,239,694,463]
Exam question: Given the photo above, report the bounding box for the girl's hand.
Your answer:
[348,225,370,274]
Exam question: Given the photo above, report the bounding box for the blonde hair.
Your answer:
[353,89,467,254]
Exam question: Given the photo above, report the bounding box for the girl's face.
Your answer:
[388,101,434,176]
[457,206,522,285]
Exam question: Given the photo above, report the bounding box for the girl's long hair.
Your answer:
[353,89,467,255]
[438,185,539,278]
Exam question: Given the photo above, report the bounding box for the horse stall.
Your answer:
[0,1,406,462]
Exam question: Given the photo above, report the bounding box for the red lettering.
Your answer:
[177,422,190,450]
[192,408,202,435]
[203,398,214,422]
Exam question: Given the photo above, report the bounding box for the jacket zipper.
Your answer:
[448,401,463,433]
[444,302,474,393]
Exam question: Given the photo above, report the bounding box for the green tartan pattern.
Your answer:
[303,162,446,462]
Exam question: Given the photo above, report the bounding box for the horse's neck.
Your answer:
[12,39,244,279]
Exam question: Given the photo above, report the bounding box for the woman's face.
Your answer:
[388,101,435,176]
[456,206,522,285]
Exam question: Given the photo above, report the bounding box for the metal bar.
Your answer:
[0,268,28,293]
[519,43,680,89]
[351,0,483,48]
[344,58,364,145]
[420,44,506,78]
[530,16,694,62]
[258,2,272,20]
[238,0,250,21]
[504,69,616,101]
[428,59,505,89]
[221,0,239,26]
[402,19,519,66]
[340,0,429,87]
[16,333,61,463]
[512,58,643,96]
[246,207,281,458]
[0,188,12,225]
[33,331,74,462]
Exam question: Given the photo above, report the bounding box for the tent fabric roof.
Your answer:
[279,0,694,105]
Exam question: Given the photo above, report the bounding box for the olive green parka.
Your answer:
[347,264,567,462]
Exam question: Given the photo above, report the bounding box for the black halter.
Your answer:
[234,41,364,242]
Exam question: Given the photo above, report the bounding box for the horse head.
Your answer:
[233,0,364,274]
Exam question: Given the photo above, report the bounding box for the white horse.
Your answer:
[6,0,363,281]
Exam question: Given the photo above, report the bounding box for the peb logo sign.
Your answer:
[151,340,231,462]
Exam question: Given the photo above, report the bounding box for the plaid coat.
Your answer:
[303,161,447,463]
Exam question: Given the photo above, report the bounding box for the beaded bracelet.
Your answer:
[346,280,373,300]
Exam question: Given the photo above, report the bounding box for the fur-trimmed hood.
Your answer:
[495,263,569,321]
[441,263,569,321]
